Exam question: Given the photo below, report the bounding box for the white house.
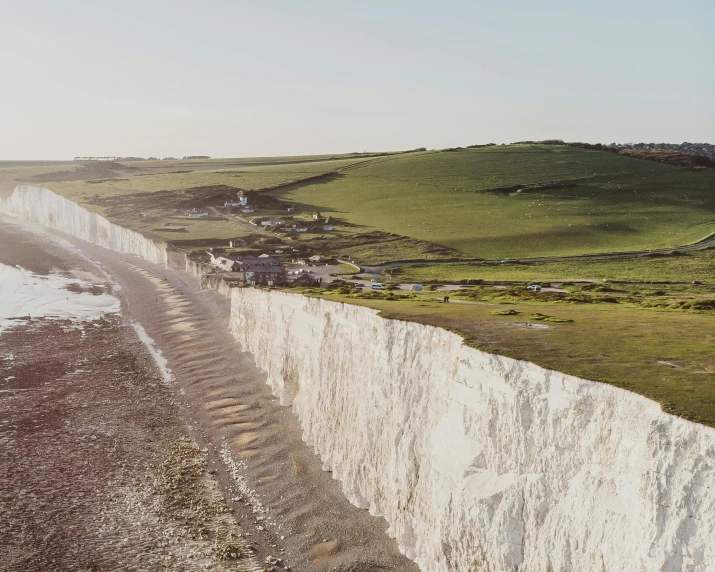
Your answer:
[208,252,239,271]
[260,217,285,226]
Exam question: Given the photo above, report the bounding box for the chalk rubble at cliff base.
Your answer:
[3,185,715,571]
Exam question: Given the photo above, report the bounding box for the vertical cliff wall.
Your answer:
[0,185,167,265]
[229,288,715,572]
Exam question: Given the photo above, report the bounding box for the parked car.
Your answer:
[371,283,385,290]
[527,284,542,292]
[410,284,424,291]
[692,280,703,285]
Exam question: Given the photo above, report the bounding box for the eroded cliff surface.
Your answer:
[229,288,715,572]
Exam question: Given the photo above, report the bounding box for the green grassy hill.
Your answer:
[271,145,715,259]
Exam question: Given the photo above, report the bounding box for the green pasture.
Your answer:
[388,249,715,284]
[47,157,363,205]
[272,145,715,259]
[0,162,76,198]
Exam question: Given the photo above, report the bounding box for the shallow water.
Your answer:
[0,263,120,334]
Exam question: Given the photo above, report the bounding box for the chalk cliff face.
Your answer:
[4,184,715,571]
[1,185,167,265]
[229,288,715,572]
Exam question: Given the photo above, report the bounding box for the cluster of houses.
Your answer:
[258,211,334,232]
[223,192,255,214]
[184,191,337,235]
[208,253,286,286]
[207,250,327,287]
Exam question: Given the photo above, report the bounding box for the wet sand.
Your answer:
[0,217,418,571]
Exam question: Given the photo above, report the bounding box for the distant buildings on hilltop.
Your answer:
[74,156,117,161]
[76,155,212,161]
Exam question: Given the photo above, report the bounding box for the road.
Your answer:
[208,206,274,237]
[360,232,715,277]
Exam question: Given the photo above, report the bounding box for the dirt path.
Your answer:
[361,232,715,278]
[208,207,274,237]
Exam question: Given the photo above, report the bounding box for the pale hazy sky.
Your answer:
[1,0,713,159]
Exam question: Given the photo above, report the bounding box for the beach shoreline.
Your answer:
[0,216,416,571]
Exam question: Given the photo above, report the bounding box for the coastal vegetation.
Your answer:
[387,248,715,284]
[271,144,715,259]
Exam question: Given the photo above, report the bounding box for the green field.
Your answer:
[388,249,715,284]
[272,145,715,259]
[48,157,368,202]
[0,155,383,244]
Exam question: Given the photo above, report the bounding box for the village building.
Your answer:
[224,192,248,208]
[312,212,322,220]
[228,238,246,248]
[287,205,297,212]
[186,208,209,218]
[284,223,309,233]
[242,206,255,213]
[291,273,321,287]
[207,253,285,285]
[208,253,240,271]
[323,225,334,231]
[260,216,285,226]
[244,266,284,286]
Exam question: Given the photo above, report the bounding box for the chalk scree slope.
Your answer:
[3,185,715,571]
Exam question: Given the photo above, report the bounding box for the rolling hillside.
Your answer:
[271,145,715,259]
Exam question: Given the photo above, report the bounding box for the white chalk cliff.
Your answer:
[1,185,167,265]
[3,185,714,571]
[230,289,715,572]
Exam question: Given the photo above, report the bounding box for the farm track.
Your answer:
[207,206,273,237]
